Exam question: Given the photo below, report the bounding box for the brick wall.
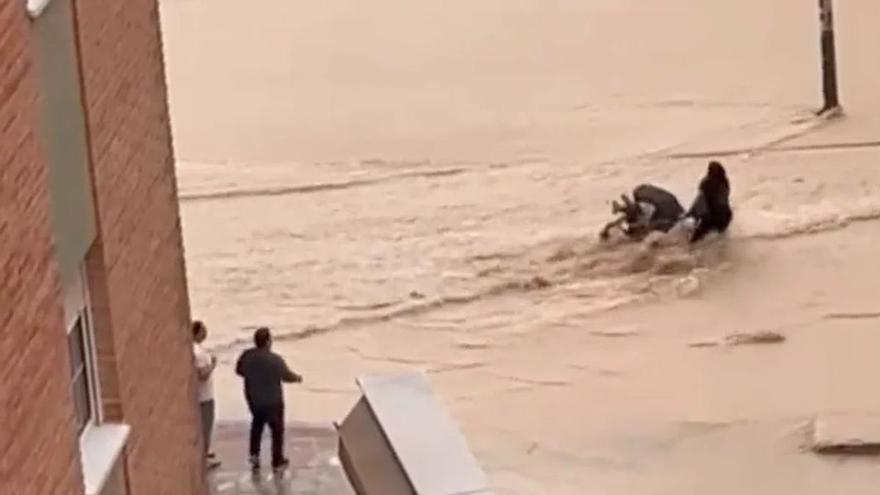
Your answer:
[0,2,85,494]
[0,0,204,492]
[71,0,206,493]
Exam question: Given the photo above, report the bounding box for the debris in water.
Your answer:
[589,327,640,338]
[689,330,786,348]
[688,339,721,348]
[725,331,786,346]
[809,414,880,456]
[824,311,880,320]
[455,338,491,350]
[409,290,426,299]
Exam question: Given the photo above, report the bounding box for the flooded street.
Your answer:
[161,0,880,492]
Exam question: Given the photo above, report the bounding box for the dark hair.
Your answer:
[191,320,206,337]
[254,327,271,348]
[707,161,726,178]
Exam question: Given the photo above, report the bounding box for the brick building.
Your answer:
[1,0,207,494]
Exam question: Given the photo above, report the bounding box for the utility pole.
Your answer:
[817,0,841,115]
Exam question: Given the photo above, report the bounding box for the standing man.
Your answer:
[235,327,303,473]
[192,320,221,470]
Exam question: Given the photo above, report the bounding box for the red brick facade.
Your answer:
[0,3,85,494]
[1,0,206,494]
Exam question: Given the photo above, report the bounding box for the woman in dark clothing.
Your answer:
[685,161,733,243]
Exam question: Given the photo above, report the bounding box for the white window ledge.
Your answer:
[26,0,54,18]
[80,423,131,495]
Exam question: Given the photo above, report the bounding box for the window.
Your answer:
[68,313,96,432]
[64,264,132,495]
[64,265,101,433]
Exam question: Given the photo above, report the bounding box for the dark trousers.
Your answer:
[249,403,285,467]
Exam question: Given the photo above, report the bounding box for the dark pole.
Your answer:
[817,0,840,115]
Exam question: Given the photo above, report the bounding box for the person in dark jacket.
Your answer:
[685,161,733,243]
[600,183,685,241]
[235,327,303,473]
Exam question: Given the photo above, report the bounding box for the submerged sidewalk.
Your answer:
[208,421,354,495]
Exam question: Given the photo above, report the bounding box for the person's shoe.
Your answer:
[206,458,222,470]
[249,455,261,473]
[272,458,290,473]
[207,452,217,460]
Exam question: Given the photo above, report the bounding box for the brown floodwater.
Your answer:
[160,1,880,492]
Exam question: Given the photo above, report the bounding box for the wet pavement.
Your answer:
[208,421,354,495]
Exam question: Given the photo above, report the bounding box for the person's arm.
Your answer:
[194,348,214,381]
[599,215,626,240]
[276,356,303,383]
[686,190,708,220]
[197,362,213,381]
[235,352,245,377]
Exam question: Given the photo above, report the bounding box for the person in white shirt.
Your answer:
[192,320,221,470]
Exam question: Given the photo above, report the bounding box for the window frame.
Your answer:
[63,264,104,432]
